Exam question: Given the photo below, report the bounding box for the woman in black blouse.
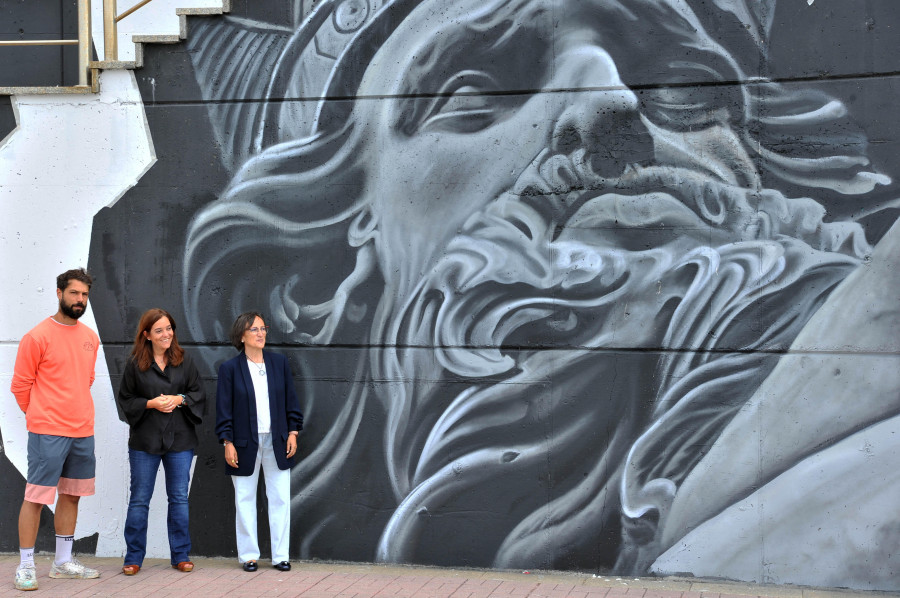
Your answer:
[116,308,205,575]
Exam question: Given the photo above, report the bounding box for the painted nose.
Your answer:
[550,51,654,177]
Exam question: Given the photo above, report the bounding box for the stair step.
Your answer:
[176,7,226,16]
[90,60,139,70]
[132,34,183,44]
[0,85,93,95]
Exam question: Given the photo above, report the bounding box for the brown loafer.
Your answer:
[173,561,194,572]
[122,564,140,575]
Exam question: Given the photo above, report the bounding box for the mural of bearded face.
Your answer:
[183,0,895,578]
[355,3,653,297]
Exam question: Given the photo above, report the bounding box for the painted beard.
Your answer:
[60,298,86,320]
[369,145,870,568]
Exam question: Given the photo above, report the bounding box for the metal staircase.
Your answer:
[0,0,231,95]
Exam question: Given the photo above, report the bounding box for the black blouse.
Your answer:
[116,353,206,454]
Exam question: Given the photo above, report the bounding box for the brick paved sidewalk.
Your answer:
[1,555,893,598]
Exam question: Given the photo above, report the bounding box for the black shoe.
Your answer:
[273,561,291,572]
[242,560,258,572]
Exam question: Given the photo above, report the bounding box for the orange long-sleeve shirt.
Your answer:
[10,317,100,437]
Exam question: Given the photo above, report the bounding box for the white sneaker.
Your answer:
[49,557,100,579]
[15,563,38,591]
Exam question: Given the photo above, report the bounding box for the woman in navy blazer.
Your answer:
[216,311,303,572]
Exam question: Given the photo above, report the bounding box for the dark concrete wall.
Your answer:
[1,0,899,590]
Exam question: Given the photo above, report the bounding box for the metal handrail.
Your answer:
[0,0,157,91]
[116,0,155,23]
[0,40,79,46]
[103,0,159,61]
[0,0,91,87]
[80,0,91,83]
[104,0,118,61]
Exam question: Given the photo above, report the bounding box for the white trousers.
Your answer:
[231,433,291,564]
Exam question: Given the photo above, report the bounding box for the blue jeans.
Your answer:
[124,449,193,566]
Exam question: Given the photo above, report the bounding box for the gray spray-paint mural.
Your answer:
[5,0,899,591]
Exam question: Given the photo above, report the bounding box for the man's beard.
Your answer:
[60,299,86,320]
[367,148,870,568]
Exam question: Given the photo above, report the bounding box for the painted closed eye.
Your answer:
[639,61,740,131]
[418,70,508,134]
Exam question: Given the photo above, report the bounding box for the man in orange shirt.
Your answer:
[10,268,101,591]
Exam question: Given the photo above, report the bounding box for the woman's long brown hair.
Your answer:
[131,308,185,371]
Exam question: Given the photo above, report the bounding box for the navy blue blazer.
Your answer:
[215,350,303,475]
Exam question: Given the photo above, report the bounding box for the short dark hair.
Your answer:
[230,311,266,351]
[57,268,93,291]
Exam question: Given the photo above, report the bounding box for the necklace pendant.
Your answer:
[248,357,266,376]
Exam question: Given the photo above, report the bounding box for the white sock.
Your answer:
[54,535,74,565]
[20,547,35,567]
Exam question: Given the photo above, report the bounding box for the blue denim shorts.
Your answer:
[26,433,96,504]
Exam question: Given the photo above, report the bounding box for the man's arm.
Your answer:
[10,333,41,413]
[89,329,99,387]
